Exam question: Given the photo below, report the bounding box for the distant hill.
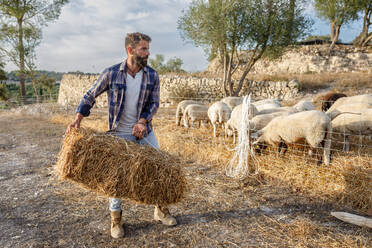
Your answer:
[5,70,97,83]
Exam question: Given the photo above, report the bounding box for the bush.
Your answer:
[0,83,9,101]
[167,80,201,103]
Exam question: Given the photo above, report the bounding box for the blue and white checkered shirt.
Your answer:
[76,60,160,135]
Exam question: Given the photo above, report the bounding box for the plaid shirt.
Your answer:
[76,60,160,134]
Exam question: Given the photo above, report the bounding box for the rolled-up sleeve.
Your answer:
[76,69,110,117]
[140,72,160,121]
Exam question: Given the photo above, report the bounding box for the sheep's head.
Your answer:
[251,130,267,154]
[251,130,264,144]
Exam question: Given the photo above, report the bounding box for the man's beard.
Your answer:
[134,53,148,68]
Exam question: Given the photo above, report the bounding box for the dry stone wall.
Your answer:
[58,74,299,108]
[207,45,372,74]
[58,74,105,108]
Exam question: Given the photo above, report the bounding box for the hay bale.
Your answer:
[56,128,186,206]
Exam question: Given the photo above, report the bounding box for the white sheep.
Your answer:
[253,99,282,112]
[224,103,258,143]
[249,111,293,133]
[253,98,281,106]
[176,100,203,126]
[183,104,209,129]
[257,106,298,115]
[326,102,372,120]
[327,94,372,112]
[207,101,231,137]
[292,100,315,112]
[257,100,314,115]
[331,109,372,152]
[221,96,243,111]
[252,110,332,165]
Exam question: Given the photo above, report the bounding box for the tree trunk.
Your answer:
[227,50,234,96]
[353,8,371,47]
[222,50,228,97]
[362,33,372,46]
[29,72,40,103]
[354,27,369,47]
[31,80,40,103]
[17,18,26,104]
[329,22,340,54]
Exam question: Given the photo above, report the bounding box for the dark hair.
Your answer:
[125,32,151,49]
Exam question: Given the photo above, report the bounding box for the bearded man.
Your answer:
[66,32,177,239]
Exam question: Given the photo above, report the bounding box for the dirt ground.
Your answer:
[0,106,371,248]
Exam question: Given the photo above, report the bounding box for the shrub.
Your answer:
[167,80,201,103]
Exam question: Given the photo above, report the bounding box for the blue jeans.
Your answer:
[109,131,159,211]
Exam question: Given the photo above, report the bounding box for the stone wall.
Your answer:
[207,45,372,74]
[58,74,299,107]
[57,74,106,108]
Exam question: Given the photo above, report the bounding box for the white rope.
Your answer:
[225,94,258,178]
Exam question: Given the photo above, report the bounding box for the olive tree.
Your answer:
[314,0,360,52]
[149,54,186,74]
[178,0,312,96]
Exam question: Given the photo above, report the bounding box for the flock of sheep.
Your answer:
[175,93,372,165]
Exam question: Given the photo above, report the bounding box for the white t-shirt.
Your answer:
[116,70,143,134]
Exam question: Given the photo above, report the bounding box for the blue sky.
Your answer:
[3,0,365,73]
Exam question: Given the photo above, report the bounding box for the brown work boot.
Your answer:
[110,210,124,238]
[154,206,177,226]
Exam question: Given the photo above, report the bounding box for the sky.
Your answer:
[3,0,365,74]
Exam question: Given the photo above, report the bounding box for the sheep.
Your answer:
[257,100,314,115]
[321,92,347,112]
[183,104,209,129]
[326,102,372,120]
[292,100,315,112]
[249,111,294,133]
[257,106,298,115]
[327,94,372,112]
[207,101,231,137]
[224,103,258,143]
[253,99,282,112]
[331,109,372,152]
[221,96,243,111]
[253,98,281,106]
[252,110,332,165]
[176,100,203,126]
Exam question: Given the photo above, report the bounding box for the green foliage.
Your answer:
[314,0,360,47]
[37,74,56,100]
[4,82,59,103]
[165,57,185,73]
[0,60,7,82]
[304,34,332,42]
[149,54,165,72]
[0,83,9,101]
[149,54,186,74]
[314,0,360,25]
[6,70,64,82]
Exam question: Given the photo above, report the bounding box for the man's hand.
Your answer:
[66,113,84,134]
[132,119,147,139]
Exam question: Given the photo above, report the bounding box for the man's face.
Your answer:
[133,40,150,68]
